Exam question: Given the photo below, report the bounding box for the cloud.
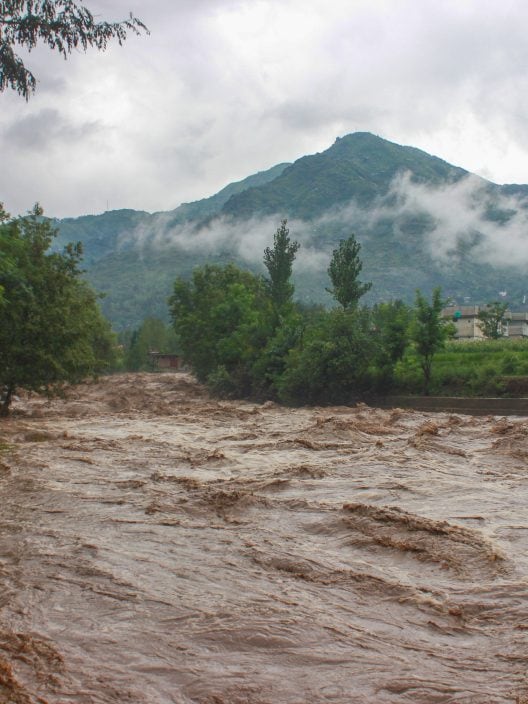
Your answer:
[122,211,310,260]
[3,0,528,217]
[120,168,528,277]
[119,209,335,279]
[378,173,528,268]
[3,109,100,150]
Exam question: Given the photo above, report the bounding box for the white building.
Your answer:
[442,306,528,339]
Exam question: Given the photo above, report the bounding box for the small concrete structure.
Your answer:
[508,312,528,339]
[149,353,183,371]
[442,305,486,339]
[442,306,528,340]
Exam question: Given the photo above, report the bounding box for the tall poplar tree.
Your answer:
[410,287,452,396]
[263,219,300,314]
[326,235,371,309]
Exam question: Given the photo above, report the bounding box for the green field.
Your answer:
[395,338,528,396]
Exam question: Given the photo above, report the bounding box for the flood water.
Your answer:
[0,372,527,703]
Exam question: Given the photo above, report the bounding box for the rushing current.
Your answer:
[0,372,527,703]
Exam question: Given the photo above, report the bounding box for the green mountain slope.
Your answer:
[53,132,528,329]
[52,162,290,265]
[53,209,151,265]
[165,162,290,225]
[221,132,469,219]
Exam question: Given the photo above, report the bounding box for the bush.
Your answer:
[277,308,381,405]
[500,353,519,375]
[206,365,251,398]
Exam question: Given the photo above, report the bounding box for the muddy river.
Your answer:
[0,372,527,703]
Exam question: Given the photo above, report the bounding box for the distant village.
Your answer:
[443,305,528,339]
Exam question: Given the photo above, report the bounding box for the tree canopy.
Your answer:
[410,288,452,395]
[0,204,117,415]
[169,263,273,394]
[0,1,148,98]
[326,235,372,309]
[263,219,300,315]
[277,307,381,405]
[477,301,508,339]
[168,221,407,403]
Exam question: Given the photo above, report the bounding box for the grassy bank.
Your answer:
[394,339,528,396]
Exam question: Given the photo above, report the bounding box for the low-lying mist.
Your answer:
[119,171,528,276]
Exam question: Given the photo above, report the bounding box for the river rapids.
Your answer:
[0,372,527,703]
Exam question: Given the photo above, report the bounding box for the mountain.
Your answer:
[52,162,290,263]
[53,132,528,329]
[220,132,469,219]
[165,162,290,225]
[53,209,151,266]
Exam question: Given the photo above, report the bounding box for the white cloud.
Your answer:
[2,0,528,217]
[120,167,528,277]
[379,173,528,268]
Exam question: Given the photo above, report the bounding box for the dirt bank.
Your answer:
[0,373,527,703]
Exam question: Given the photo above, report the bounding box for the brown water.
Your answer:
[0,372,527,703]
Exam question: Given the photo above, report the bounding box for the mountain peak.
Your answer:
[221,131,468,220]
[334,131,381,143]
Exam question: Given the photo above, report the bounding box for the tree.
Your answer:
[263,219,300,315]
[410,288,452,395]
[0,1,148,99]
[277,307,380,405]
[249,308,303,400]
[0,204,117,415]
[477,301,508,339]
[169,264,273,394]
[326,235,372,309]
[372,300,411,390]
[372,300,411,365]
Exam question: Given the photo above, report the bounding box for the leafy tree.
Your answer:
[263,219,300,315]
[0,1,148,99]
[0,204,117,415]
[249,309,303,399]
[372,300,411,364]
[326,235,372,309]
[410,288,452,395]
[169,264,273,394]
[372,300,411,390]
[477,301,508,339]
[277,307,381,405]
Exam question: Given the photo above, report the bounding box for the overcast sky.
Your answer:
[2,0,528,218]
